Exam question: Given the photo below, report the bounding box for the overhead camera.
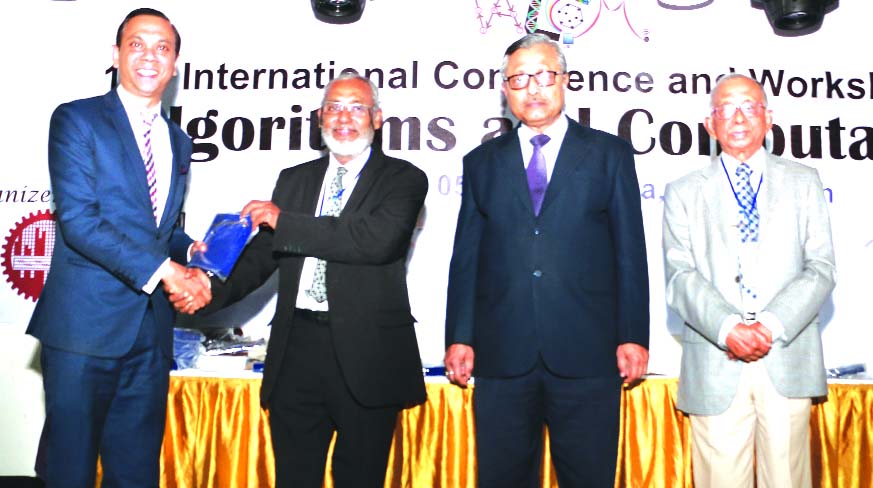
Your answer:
[751,0,838,35]
[311,0,367,24]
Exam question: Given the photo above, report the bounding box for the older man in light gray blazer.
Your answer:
[663,74,835,488]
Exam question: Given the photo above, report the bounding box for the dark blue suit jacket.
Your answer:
[445,117,649,378]
[28,89,193,359]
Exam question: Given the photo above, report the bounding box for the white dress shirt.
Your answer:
[117,86,181,294]
[295,148,370,311]
[716,149,786,346]
[117,86,172,226]
[517,114,569,183]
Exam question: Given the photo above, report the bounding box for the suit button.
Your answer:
[532,270,542,278]
[533,228,541,236]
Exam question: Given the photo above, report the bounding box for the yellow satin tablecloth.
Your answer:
[155,375,872,488]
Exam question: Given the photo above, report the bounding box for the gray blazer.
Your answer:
[663,152,835,416]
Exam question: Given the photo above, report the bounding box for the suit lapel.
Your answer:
[303,158,329,214]
[343,149,385,212]
[105,91,158,227]
[756,153,781,256]
[701,157,736,253]
[498,130,535,216]
[539,119,589,216]
[160,117,186,231]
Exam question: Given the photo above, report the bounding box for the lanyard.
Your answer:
[317,183,346,217]
[720,157,763,217]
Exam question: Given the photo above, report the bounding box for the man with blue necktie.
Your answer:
[444,34,650,487]
[663,73,836,487]
[27,8,210,488]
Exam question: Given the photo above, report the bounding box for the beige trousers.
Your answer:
[689,360,812,488]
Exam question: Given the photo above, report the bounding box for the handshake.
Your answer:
[163,242,213,315]
[162,200,281,315]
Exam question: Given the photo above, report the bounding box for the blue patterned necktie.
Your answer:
[527,134,550,216]
[306,166,348,303]
[142,113,159,221]
[735,163,759,243]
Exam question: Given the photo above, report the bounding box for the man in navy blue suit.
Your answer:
[27,8,210,487]
[444,34,650,487]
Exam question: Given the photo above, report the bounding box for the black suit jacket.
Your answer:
[445,117,649,378]
[210,148,428,408]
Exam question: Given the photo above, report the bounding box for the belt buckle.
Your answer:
[297,308,329,324]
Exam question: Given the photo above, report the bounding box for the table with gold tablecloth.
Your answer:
[157,375,872,488]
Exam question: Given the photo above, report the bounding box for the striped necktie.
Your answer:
[142,113,159,222]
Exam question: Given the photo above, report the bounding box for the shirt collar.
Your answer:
[116,85,162,121]
[518,114,569,147]
[328,146,370,179]
[721,147,766,177]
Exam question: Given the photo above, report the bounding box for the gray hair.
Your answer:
[322,72,381,109]
[501,34,567,77]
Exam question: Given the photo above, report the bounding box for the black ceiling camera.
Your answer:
[751,0,838,35]
[311,0,367,24]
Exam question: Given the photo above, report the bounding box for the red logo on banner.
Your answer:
[2,210,55,301]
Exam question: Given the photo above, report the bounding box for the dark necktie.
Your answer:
[142,113,159,221]
[735,163,759,243]
[527,134,550,216]
[306,166,348,303]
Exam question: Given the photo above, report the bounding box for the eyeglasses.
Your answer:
[322,101,373,116]
[711,101,766,120]
[504,70,564,90]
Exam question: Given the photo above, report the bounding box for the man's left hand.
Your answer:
[616,343,648,384]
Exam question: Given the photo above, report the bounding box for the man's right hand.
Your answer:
[163,262,211,315]
[444,344,475,387]
[242,200,280,230]
[725,322,772,362]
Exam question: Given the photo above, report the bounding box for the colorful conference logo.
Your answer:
[476,0,715,43]
[526,0,649,43]
[475,0,526,34]
[2,210,55,301]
